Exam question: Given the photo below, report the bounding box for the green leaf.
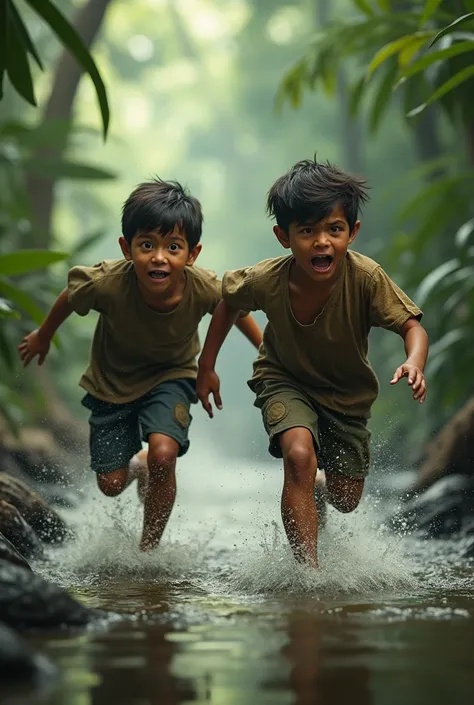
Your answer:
[0,250,68,276]
[0,277,45,324]
[375,0,390,11]
[402,41,474,80]
[367,35,424,77]
[5,3,36,106]
[24,0,110,138]
[276,60,307,111]
[22,159,116,181]
[354,0,374,17]
[416,259,459,304]
[0,326,15,370]
[349,75,367,117]
[398,36,430,67]
[420,0,443,27]
[0,297,19,319]
[370,60,398,133]
[429,12,474,47]
[9,1,43,69]
[0,1,8,99]
[407,65,474,117]
[455,218,474,248]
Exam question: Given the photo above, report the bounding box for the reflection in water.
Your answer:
[1,450,473,705]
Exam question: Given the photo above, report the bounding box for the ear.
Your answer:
[274,225,291,250]
[187,243,202,266]
[348,221,360,245]
[119,237,132,260]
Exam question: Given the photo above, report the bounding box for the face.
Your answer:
[274,204,359,284]
[119,226,201,296]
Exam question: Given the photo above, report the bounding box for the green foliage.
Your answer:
[0,0,109,138]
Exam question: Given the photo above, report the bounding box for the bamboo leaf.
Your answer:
[375,0,391,11]
[0,250,68,276]
[455,218,474,248]
[367,35,422,77]
[0,278,45,324]
[5,4,36,106]
[429,12,474,47]
[0,298,19,319]
[398,36,430,67]
[370,60,398,133]
[24,0,110,138]
[420,0,443,27]
[22,159,116,181]
[402,41,474,80]
[416,259,459,304]
[354,0,374,16]
[9,1,43,69]
[407,65,474,117]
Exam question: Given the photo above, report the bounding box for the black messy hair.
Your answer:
[266,157,369,233]
[121,178,203,249]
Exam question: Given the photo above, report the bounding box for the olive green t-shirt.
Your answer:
[222,251,422,418]
[68,259,221,403]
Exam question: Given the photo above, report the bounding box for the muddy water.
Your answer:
[2,444,474,705]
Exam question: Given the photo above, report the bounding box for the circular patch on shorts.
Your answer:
[266,400,288,426]
[174,403,189,428]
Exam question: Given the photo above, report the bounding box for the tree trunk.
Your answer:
[26,0,112,249]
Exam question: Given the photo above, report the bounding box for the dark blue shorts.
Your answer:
[81,378,196,474]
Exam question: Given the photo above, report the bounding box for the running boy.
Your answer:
[19,179,262,551]
[196,158,428,568]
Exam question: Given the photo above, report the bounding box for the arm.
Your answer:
[18,288,73,367]
[390,318,428,403]
[234,313,262,350]
[197,300,241,418]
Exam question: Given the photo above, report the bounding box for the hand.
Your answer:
[390,363,426,403]
[196,367,222,418]
[18,329,51,367]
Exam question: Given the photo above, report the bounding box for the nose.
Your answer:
[151,247,167,263]
[312,232,330,248]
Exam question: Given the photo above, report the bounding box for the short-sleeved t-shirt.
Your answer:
[222,251,422,418]
[68,259,221,403]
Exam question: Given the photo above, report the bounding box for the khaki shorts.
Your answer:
[253,379,371,479]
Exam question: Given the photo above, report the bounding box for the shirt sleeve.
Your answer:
[67,263,103,316]
[222,267,259,313]
[370,266,422,333]
[207,274,222,314]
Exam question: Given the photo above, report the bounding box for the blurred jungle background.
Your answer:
[1,0,473,473]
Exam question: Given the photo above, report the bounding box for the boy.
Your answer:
[19,179,262,551]
[196,158,428,568]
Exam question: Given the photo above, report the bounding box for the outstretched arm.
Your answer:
[234,313,262,350]
[18,288,73,367]
[197,300,242,418]
[390,318,428,403]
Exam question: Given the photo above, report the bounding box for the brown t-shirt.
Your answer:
[68,259,221,403]
[222,251,422,418]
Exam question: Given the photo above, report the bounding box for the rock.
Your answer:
[390,474,474,539]
[0,622,55,680]
[0,533,31,571]
[0,561,98,628]
[0,501,44,559]
[0,473,73,544]
[0,418,67,484]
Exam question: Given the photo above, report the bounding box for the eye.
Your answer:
[168,243,181,252]
[330,225,342,234]
[141,241,153,250]
[300,227,313,235]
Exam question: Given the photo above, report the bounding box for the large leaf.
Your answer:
[375,0,391,10]
[407,65,474,117]
[429,12,474,47]
[370,60,398,133]
[0,250,68,276]
[22,159,116,181]
[25,0,110,138]
[5,3,36,106]
[367,35,419,77]
[9,1,43,69]
[420,0,444,28]
[0,277,45,324]
[455,218,474,248]
[401,41,474,80]
[0,297,19,319]
[354,0,374,16]
[416,259,460,304]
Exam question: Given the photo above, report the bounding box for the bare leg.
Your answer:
[140,433,179,552]
[129,448,149,503]
[96,450,149,499]
[280,428,319,568]
[325,475,365,513]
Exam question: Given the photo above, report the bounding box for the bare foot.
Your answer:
[129,449,149,503]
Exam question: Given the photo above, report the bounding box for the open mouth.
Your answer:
[148,270,170,281]
[311,255,333,273]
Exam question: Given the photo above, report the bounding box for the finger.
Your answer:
[390,367,404,384]
[420,385,427,404]
[414,379,426,402]
[412,371,422,394]
[200,394,213,419]
[38,353,46,365]
[22,352,33,368]
[213,389,223,411]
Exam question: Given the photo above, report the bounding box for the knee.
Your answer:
[147,437,178,479]
[97,471,126,497]
[330,494,361,513]
[284,442,316,485]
